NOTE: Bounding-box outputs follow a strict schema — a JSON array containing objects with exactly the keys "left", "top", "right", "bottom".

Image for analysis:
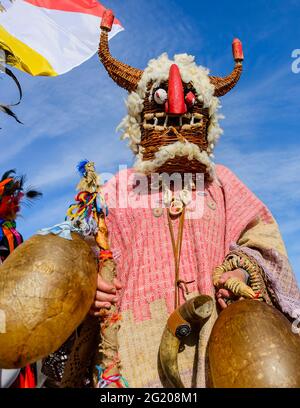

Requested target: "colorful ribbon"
[
  {"left": 95, "top": 365, "right": 129, "bottom": 388},
  {"left": 0, "top": 219, "right": 22, "bottom": 252}
]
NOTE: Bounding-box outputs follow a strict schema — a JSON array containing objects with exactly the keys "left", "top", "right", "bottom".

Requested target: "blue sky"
[{"left": 1, "top": 0, "right": 300, "bottom": 282}]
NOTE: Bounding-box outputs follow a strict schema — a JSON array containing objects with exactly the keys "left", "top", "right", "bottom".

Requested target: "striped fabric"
[
  {"left": 0, "top": 0, "right": 122, "bottom": 76},
  {"left": 0, "top": 220, "right": 23, "bottom": 260}
]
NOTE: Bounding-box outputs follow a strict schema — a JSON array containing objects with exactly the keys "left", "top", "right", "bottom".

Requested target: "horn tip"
[
  {"left": 232, "top": 38, "right": 244, "bottom": 62},
  {"left": 101, "top": 9, "right": 115, "bottom": 32}
]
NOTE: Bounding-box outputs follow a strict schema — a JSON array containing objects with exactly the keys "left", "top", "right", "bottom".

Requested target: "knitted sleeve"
[{"left": 214, "top": 164, "right": 300, "bottom": 318}]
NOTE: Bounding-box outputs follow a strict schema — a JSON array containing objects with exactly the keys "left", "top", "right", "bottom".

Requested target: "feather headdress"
[
  {"left": 76, "top": 160, "right": 89, "bottom": 177},
  {"left": 0, "top": 169, "right": 42, "bottom": 220}
]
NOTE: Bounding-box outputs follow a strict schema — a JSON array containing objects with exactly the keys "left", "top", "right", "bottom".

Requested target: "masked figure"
[
  {"left": 40, "top": 10, "right": 300, "bottom": 387},
  {"left": 0, "top": 7, "right": 282, "bottom": 387}
]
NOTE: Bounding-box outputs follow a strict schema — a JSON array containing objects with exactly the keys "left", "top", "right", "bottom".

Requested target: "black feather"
[
  {"left": 26, "top": 190, "right": 42, "bottom": 199},
  {"left": 1, "top": 169, "right": 16, "bottom": 182},
  {"left": 0, "top": 105, "right": 23, "bottom": 124},
  {"left": 16, "top": 174, "right": 25, "bottom": 190},
  {"left": 0, "top": 64, "right": 23, "bottom": 126},
  {"left": 3, "top": 66, "right": 22, "bottom": 106}
]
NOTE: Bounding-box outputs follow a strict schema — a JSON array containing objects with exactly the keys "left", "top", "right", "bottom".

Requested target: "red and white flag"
[{"left": 0, "top": 0, "right": 123, "bottom": 76}]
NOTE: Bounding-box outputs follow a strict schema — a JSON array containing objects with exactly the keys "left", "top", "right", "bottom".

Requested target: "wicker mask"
[{"left": 99, "top": 10, "right": 244, "bottom": 178}]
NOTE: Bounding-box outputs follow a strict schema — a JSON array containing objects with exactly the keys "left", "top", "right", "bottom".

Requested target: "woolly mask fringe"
[{"left": 117, "top": 53, "right": 224, "bottom": 179}]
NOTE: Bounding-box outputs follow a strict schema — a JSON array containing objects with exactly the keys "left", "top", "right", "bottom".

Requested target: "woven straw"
[
  {"left": 98, "top": 31, "right": 143, "bottom": 92},
  {"left": 98, "top": 28, "right": 242, "bottom": 97},
  {"left": 210, "top": 63, "right": 242, "bottom": 96},
  {"left": 138, "top": 82, "right": 209, "bottom": 173}
]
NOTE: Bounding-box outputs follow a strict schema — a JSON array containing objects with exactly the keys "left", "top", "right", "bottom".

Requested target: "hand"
[
  {"left": 215, "top": 268, "right": 247, "bottom": 310},
  {"left": 89, "top": 275, "right": 123, "bottom": 316}
]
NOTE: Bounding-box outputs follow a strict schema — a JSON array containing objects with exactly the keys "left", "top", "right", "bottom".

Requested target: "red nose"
[{"left": 165, "top": 64, "right": 187, "bottom": 115}]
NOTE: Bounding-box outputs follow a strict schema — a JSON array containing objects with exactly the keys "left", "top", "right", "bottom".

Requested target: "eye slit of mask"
[{"left": 142, "top": 111, "right": 205, "bottom": 128}]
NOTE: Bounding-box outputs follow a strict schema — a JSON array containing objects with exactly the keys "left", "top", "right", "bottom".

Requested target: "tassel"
[
  {"left": 18, "top": 369, "right": 26, "bottom": 388},
  {"left": 23, "top": 365, "right": 36, "bottom": 388},
  {"left": 2, "top": 226, "right": 15, "bottom": 253},
  {"left": 10, "top": 227, "right": 22, "bottom": 246}
]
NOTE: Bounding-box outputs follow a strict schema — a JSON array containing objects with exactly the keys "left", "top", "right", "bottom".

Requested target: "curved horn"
[
  {"left": 210, "top": 38, "right": 244, "bottom": 97},
  {"left": 98, "top": 9, "right": 143, "bottom": 92},
  {"left": 159, "top": 295, "right": 213, "bottom": 388}
]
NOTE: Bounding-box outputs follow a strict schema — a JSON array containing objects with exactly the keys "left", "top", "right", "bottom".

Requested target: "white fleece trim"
[
  {"left": 135, "top": 140, "right": 216, "bottom": 178},
  {"left": 117, "top": 53, "right": 223, "bottom": 174}
]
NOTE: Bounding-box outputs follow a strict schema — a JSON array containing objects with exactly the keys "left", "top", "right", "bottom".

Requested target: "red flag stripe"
[{"left": 23, "top": 0, "right": 121, "bottom": 24}]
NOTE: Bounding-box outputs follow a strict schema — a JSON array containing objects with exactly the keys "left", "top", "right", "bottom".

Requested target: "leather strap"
[{"left": 167, "top": 207, "right": 185, "bottom": 309}]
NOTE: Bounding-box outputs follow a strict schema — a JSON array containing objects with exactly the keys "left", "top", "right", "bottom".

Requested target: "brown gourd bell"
[
  {"left": 208, "top": 300, "right": 300, "bottom": 387},
  {"left": 0, "top": 233, "right": 97, "bottom": 369}
]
